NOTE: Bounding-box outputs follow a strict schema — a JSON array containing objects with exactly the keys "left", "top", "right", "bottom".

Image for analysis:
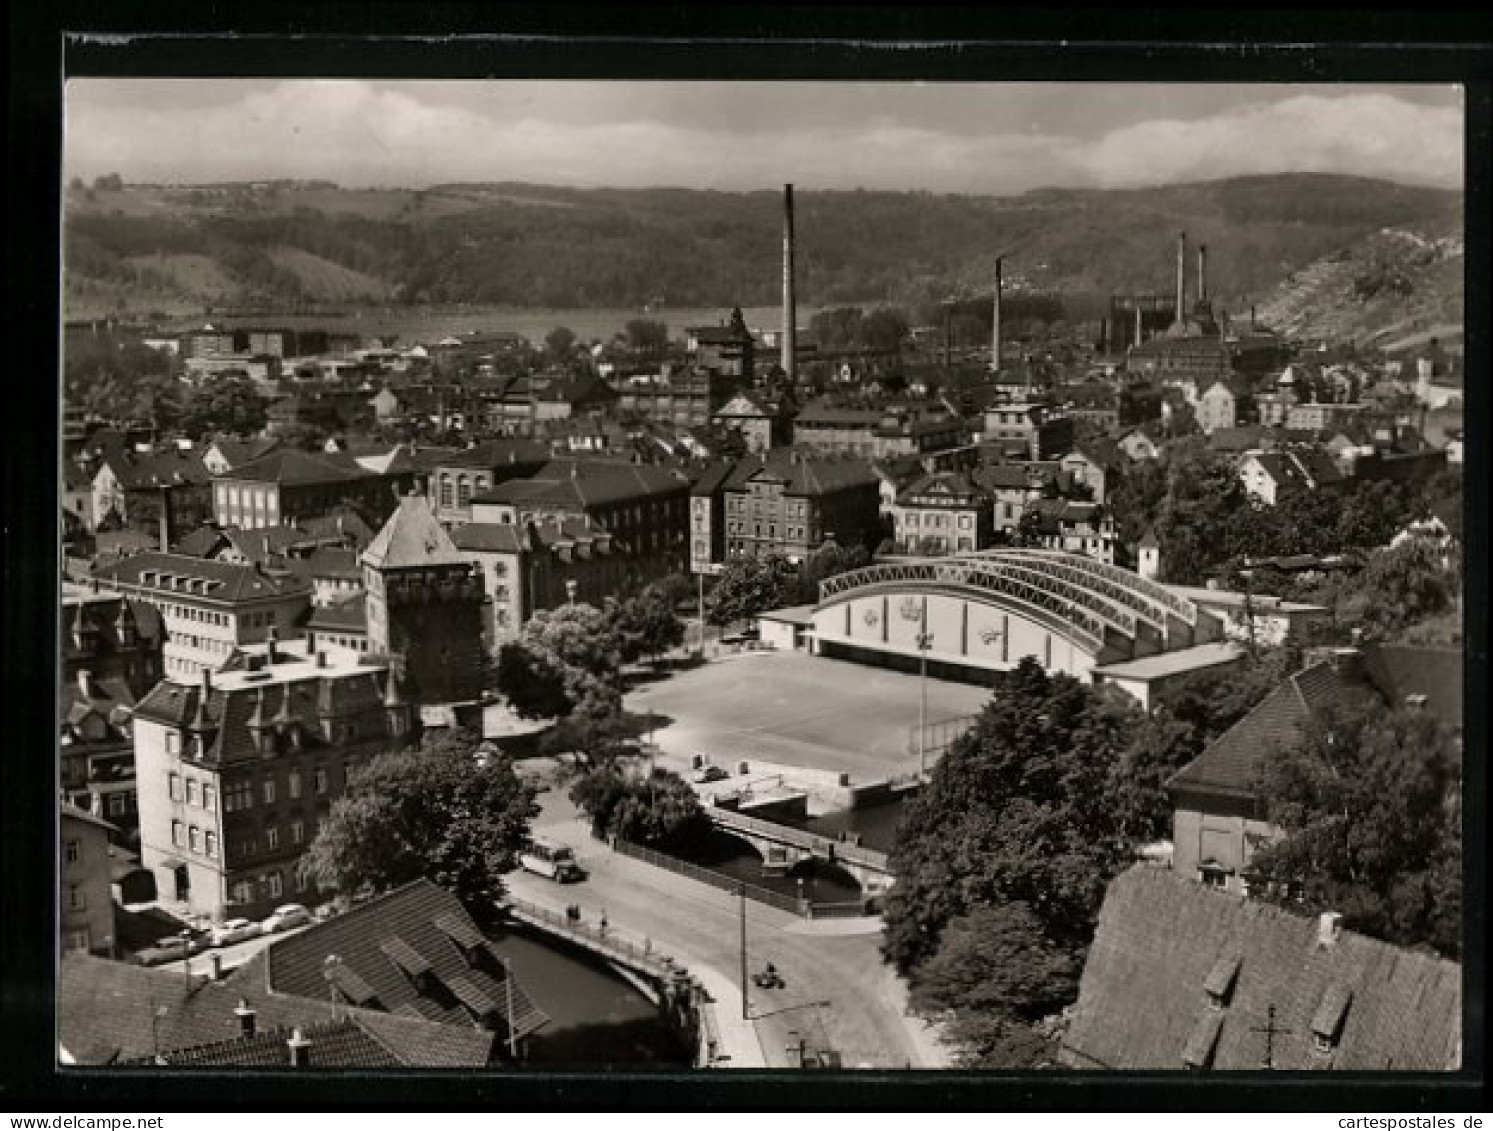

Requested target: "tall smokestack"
[
  {"left": 1134, "top": 302, "right": 1143, "bottom": 348},
  {"left": 158, "top": 486, "right": 174, "bottom": 552},
  {"left": 1175, "top": 231, "right": 1187, "bottom": 329},
  {"left": 991, "top": 257, "right": 1003, "bottom": 374},
  {"left": 1198, "top": 243, "right": 1208, "bottom": 305},
  {"left": 781, "top": 184, "right": 796, "bottom": 382}
]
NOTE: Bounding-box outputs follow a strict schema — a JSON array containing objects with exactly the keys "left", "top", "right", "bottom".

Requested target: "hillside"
[
  {"left": 1249, "top": 227, "right": 1464, "bottom": 351},
  {"left": 63, "top": 174, "right": 1462, "bottom": 324}
]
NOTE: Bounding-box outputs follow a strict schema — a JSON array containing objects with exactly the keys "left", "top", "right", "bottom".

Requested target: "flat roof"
[
  {"left": 204, "top": 638, "right": 382, "bottom": 691},
  {"left": 757, "top": 603, "right": 818, "bottom": 627},
  {"left": 1091, "top": 642, "right": 1245, "bottom": 682},
  {"left": 1165, "top": 584, "right": 1328, "bottom": 615}
]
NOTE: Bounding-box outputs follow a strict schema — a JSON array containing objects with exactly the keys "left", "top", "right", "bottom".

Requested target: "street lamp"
[{"left": 899, "top": 597, "right": 934, "bottom": 779}]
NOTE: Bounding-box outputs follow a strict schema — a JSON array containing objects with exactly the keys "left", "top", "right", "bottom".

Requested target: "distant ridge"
[{"left": 65, "top": 174, "right": 1461, "bottom": 321}]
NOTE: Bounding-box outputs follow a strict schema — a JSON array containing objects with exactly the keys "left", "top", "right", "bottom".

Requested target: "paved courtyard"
[{"left": 626, "top": 650, "right": 994, "bottom": 781}]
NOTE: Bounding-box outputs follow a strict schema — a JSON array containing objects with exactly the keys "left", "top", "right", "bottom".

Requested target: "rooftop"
[
  {"left": 1091, "top": 641, "right": 1245, "bottom": 682},
  {"left": 362, "top": 494, "right": 471, "bottom": 571}
]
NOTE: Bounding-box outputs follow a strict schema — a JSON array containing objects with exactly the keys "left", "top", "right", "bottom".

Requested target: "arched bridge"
[
  {"left": 709, "top": 806, "right": 893, "bottom": 893},
  {"left": 812, "top": 549, "right": 1224, "bottom": 681}
]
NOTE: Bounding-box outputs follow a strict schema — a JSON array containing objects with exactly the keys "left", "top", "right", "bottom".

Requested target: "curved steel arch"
[
  {"left": 970, "top": 551, "right": 1179, "bottom": 636},
  {"left": 980, "top": 549, "right": 1199, "bottom": 625}
]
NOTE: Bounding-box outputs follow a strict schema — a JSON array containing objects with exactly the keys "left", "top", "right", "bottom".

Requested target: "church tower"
[{"left": 362, "top": 493, "right": 485, "bottom": 728}]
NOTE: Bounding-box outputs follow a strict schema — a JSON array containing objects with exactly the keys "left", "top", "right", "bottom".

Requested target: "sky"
[{"left": 63, "top": 80, "right": 1465, "bottom": 195}]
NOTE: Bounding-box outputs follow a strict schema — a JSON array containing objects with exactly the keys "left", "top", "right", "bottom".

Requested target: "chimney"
[
  {"left": 266, "top": 624, "right": 279, "bottom": 665},
  {"left": 158, "top": 485, "right": 174, "bottom": 552},
  {"left": 210, "top": 953, "right": 223, "bottom": 981},
  {"left": 992, "top": 257, "right": 1003, "bottom": 374},
  {"left": 201, "top": 667, "right": 213, "bottom": 696},
  {"left": 1317, "top": 911, "right": 1344, "bottom": 948},
  {"left": 781, "top": 184, "right": 797, "bottom": 382},
  {"left": 77, "top": 668, "right": 92, "bottom": 698},
  {"left": 234, "top": 998, "right": 257, "bottom": 1037},
  {"left": 1197, "top": 244, "right": 1208, "bottom": 305},
  {"left": 1134, "top": 302, "right": 1143, "bottom": 348},
  {"left": 1175, "top": 231, "right": 1187, "bottom": 328},
  {"left": 287, "top": 1027, "right": 312, "bottom": 1068},
  {"left": 316, "top": 650, "right": 328, "bottom": 669}
]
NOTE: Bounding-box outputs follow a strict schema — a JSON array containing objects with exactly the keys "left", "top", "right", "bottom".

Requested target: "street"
[{"left": 510, "top": 786, "right": 950, "bottom": 1070}]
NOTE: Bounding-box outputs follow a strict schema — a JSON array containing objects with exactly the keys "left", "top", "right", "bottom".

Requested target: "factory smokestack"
[
  {"left": 781, "top": 184, "right": 796, "bottom": 382},
  {"left": 1175, "top": 231, "right": 1187, "bottom": 330},
  {"left": 1134, "top": 301, "right": 1143, "bottom": 348},
  {"left": 1197, "top": 243, "right": 1208, "bottom": 305},
  {"left": 992, "top": 257, "right": 1003, "bottom": 374}
]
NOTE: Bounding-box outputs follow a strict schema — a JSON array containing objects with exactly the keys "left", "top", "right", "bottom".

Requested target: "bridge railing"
[
  {"left": 613, "top": 838, "right": 811, "bottom": 916},
  {"left": 503, "top": 893, "right": 680, "bottom": 981},
  {"left": 709, "top": 806, "right": 892, "bottom": 872}
]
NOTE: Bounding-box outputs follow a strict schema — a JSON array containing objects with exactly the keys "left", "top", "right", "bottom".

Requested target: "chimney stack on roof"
[
  {"left": 287, "top": 1027, "right": 312, "bottom": 1068},
  {"left": 234, "top": 999, "right": 257, "bottom": 1037},
  {"left": 266, "top": 624, "right": 279, "bottom": 665}
]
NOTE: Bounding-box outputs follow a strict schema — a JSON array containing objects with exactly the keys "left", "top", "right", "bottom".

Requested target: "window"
[
  {"left": 172, "top": 820, "right": 184, "bottom": 848},
  {"left": 205, "top": 832, "right": 218, "bottom": 859},
  {"left": 288, "top": 769, "right": 302, "bottom": 800},
  {"left": 290, "top": 819, "right": 304, "bottom": 846},
  {"left": 266, "top": 825, "right": 280, "bottom": 850},
  {"left": 263, "top": 779, "right": 276, "bottom": 805},
  {"left": 266, "top": 871, "right": 283, "bottom": 899},
  {"left": 224, "top": 779, "right": 253, "bottom": 813},
  {"left": 189, "top": 826, "right": 201, "bottom": 853},
  {"left": 166, "top": 731, "right": 181, "bottom": 756},
  {"left": 186, "top": 779, "right": 199, "bottom": 806},
  {"left": 203, "top": 785, "right": 216, "bottom": 812},
  {"left": 314, "top": 766, "right": 328, "bottom": 795},
  {"left": 231, "top": 879, "right": 254, "bottom": 905},
  {"left": 65, "top": 839, "right": 80, "bottom": 865},
  {"left": 67, "top": 884, "right": 84, "bottom": 911}
]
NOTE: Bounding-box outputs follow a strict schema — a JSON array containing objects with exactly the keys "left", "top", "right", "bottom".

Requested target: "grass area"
[{"left": 626, "top": 650, "right": 992, "bottom": 781}]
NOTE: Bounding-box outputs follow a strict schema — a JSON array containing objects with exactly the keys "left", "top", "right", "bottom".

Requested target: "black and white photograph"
[{"left": 38, "top": 42, "right": 1477, "bottom": 1100}]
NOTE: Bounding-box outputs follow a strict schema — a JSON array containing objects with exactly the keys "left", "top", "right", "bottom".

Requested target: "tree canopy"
[
  {"left": 569, "top": 764, "right": 710, "bottom": 849},
  {"left": 300, "top": 727, "right": 538, "bottom": 922},
  {"left": 1250, "top": 700, "right": 1462, "bottom": 958},
  {"left": 495, "top": 602, "right": 623, "bottom": 721},
  {"left": 178, "top": 373, "right": 269, "bottom": 440}
]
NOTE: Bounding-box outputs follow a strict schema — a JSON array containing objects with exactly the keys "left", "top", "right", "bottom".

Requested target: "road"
[{"left": 511, "top": 787, "right": 950, "bottom": 1070}]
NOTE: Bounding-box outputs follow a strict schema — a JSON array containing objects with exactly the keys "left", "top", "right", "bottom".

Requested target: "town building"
[
  {"left": 721, "top": 451, "right": 882, "bottom": 564},
  {"left": 129, "top": 637, "right": 415, "bottom": 921},
  {"left": 614, "top": 366, "right": 736, "bottom": 429},
  {"left": 712, "top": 391, "right": 788, "bottom": 453},
  {"left": 362, "top": 494, "right": 486, "bottom": 727},
  {"left": 1164, "top": 584, "right": 1330, "bottom": 648},
  {"left": 61, "top": 803, "right": 119, "bottom": 956},
  {"left": 201, "top": 436, "right": 283, "bottom": 477},
  {"left": 1060, "top": 865, "right": 1461, "bottom": 1070},
  {"left": 1167, "top": 644, "right": 1461, "bottom": 894},
  {"left": 1237, "top": 448, "right": 1344, "bottom": 505},
  {"left": 212, "top": 448, "right": 398, "bottom": 532},
  {"left": 59, "top": 948, "right": 497, "bottom": 1067},
  {"left": 90, "top": 445, "right": 212, "bottom": 536},
  {"left": 426, "top": 438, "right": 551, "bottom": 527},
  {"left": 890, "top": 472, "right": 995, "bottom": 555},
  {"left": 686, "top": 310, "right": 757, "bottom": 380},
  {"left": 687, "top": 462, "right": 737, "bottom": 576},
  {"left": 1020, "top": 499, "right": 1119, "bottom": 564},
  {"left": 472, "top": 459, "right": 690, "bottom": 583},
  {"left": 980, "top": 395, "right": 1074, "bottom": 461},
  {"left": 972, "top": 462, "right": 1062, "bottom": 537},
  {"left": 90, "top": 552, "right": 313, "bottom": 679},
  {"left": 1058, "top": 437, "right": 1125, "bottom": 505}
]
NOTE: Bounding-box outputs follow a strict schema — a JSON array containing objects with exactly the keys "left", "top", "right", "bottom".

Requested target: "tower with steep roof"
[{"left": 361, "top": 493, "right": 485, "bottom": 725}]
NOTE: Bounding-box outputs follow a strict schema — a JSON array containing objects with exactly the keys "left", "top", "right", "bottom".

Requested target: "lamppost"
[{"left": 899, "top": 597, "right": 934, "bottom": 779}]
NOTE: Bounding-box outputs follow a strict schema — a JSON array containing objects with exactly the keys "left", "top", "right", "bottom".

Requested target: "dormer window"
[{"left": 1310, "top": 984, "right": 1352, "bottom": 1056}]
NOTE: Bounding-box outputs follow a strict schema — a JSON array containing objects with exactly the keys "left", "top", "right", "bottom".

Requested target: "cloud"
[{"left": 63, "top": 80, "right": 1463, "bottom": 194}]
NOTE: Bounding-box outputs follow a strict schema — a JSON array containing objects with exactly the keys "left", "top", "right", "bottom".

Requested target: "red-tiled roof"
[{"left": 1061, "top": 866, "right": 1461, "bottom": 1070}]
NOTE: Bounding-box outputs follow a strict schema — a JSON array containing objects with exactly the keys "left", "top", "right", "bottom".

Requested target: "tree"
[
  {"left": 496, "top": 603, "right": 624, "bottom": 722},
  {"left": 1334, "top": 537, "right": 1460, "bottom": 643},
  {"left": 494, "top": 640, "right": 572, "bottom": 720},
  {"left": 1250, "top": 700, "right": 1461, "bottom": 957},
  {"left": 862, "top": 307, "right": 910, "bottom": 353},
  {"left": 624, "top": 319, "right": 669, "bottom": 357},
  {"left": 703, "top": 554, "right": 797, "bottom": 626},
  {"left": 883, "top": 659, "right": 1151, "bottom": 977},
  {"left": 606, "top": 582, "right": 685, "bottom": 664},
  {"left": 178, "top": 373, "right": 268, "bottom": 440},
  {"left": 569, "top": 765, "right": 709, "bottom": 848},
  {"left": 300, "top": 728, "right": 538, "bottom": 923},
  {"left": 93, "top": 172, "right": 124, "bottom": 192},
  {"left": 545, "top": 325, "right": 577, "bottom": 361}
]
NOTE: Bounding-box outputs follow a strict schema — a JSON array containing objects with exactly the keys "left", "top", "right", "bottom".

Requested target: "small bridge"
[{"left": 708, "top": 805, "right": 894, "bottom": 893}]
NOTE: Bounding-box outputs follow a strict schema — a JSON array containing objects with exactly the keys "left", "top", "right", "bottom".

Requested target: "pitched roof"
[
  {"left": 361, "top": 494, "right": 470, "bottom": 570},
  {"left": 305, "top": 592, "right": 368, "bottom": 633},
  {"left": 58, "top": 951, "right": 493, "bottom": 1068},
  {"left": 225, "top": 448, "right": 373, "bottom": 486},
  {"left": 476, "top": 460, "right": 689, "bottom": 510},
  {"left": 1167, "top": 649, "right": 1432, "bottom": 799},
  {"left": 208, "top": 436, "right": 282, "bottom": 471},
  {"left": 98, "top": 447, "right": 212, "bottom": 491},
  {"left": 1061, "top": 866, "right": 1461, "bottom": 1071},
  {"left": 264, "top": 879, "right": 548, "bottom": 1044},
  {"left": 90, "top": 551, "right": 311, "bottom": 603},
  {"left": 724, "top": 451, "right": 878, "bottom": 496}
]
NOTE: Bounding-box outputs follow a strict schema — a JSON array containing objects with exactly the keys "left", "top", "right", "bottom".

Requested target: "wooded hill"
[{"left": 65, "top": 174, "right": 1461, "bottom": 323}]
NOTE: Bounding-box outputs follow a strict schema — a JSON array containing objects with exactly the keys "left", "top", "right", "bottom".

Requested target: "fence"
[
  {"left": 613, "top": 839, "right": 810, "bottom": 915},
  {"left": 907, "top": 712, "right": 980, "bottom": 760}
]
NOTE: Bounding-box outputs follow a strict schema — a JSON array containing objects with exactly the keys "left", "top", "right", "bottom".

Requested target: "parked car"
[
  {"left": 692, "top": 765, "right": 730, "bottom": 784},
  {"left": 518, "top": 838, "right": 585, "bottom": 883},
  {"left": 260, "top": 903, "right": 312, "bottom": 934},
  {"left": 131, "top": 933, "right": 209, "bottom": 966},
  {"left": 210, "top": 917, "right": 262, "bottom": 947}
]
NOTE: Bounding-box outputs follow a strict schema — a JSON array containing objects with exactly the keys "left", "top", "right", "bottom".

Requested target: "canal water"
[
  {"left": 485, "top": 921, "right": 693, "bottom": 1068},
  {"left": 785, "top": 793, "right": 918, "bottom": 857}
]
